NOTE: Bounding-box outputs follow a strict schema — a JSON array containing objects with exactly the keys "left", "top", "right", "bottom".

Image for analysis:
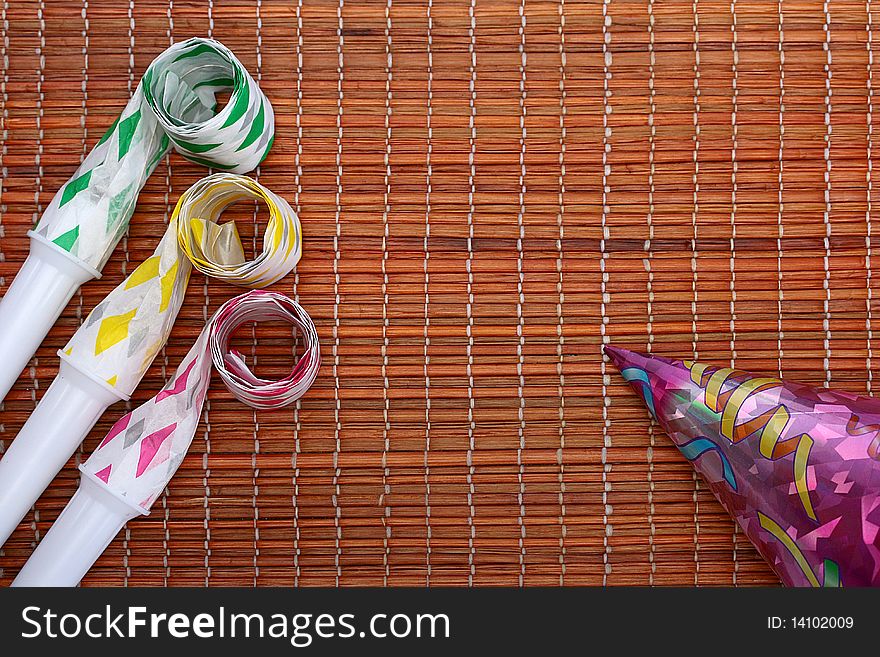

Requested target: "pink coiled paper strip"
[{"left": 83, "top": 288, "right": 321, "bottom": 510}]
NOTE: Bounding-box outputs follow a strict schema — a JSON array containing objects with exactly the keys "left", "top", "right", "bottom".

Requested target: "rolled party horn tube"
[
  {"left": 0, "top": 37, "right": 274, "bottom": 403},
  {"left": 0, "top": 173, "right": 301, "bottom": 547},
  {"left": 13, "top": 289, "right": 321, "bottom": 587}
]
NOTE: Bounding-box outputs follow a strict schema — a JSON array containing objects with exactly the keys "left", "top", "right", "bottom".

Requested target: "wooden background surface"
[{"left": 4, "top": 0, "right": 878, "bottom": 586}]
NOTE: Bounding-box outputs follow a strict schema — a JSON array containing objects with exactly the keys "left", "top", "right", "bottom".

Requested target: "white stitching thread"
[
  {"left": 556, "top": 0, "right": 568, "bottom": 587},
  {"left": 776, "top": 1, "right": 785, "bottom": 380},
  {"left": 465, "top": 0, "right": 478, "bottom": 586},
  {"left": 292, "top": 0, "right": 304, "bottom": 588},
  {"left": 600, "top": 0, "right": 613, "bottom": 585},
  {"left": 691, "top": 0, "right": 703, "bottom": 585},
  {"left": 332, "top": 0, "right": 345, "bottom": 587},
  {"left": 516, "top": 0, "right": 528, "bottom": 588},
  {"left": 822, "top": 0, "right": 834, "bottom": 387},
  {"left": 423, "top": 0, "right": 434, "bottom": 587},
  {"left": 868, "top": 0, "right": 875, "bottom": 394},
  {"left": 645, "top": 0, "right": 657, "bottom": 584},
  {"left": 380, "top": 0, "right": 393, "bottom": 587}
]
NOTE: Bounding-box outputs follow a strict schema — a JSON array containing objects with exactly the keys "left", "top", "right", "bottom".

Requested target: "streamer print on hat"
[
  {"left": 605, "top": 345, "right": 880, "bottom": 587},
  {"left": 82, "top": 289, "right": 320, "bottom": 509},
  {"left": 60, "top": 173, "right": 301, "bottom": 397},
  {"left": 32, "top": 37, "right": 274, "bottom": 271}
]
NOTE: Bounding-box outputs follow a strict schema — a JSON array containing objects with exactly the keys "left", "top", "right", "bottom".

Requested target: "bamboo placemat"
[{"left": 2, "top": 0, "right": 877, "bottom": 587}]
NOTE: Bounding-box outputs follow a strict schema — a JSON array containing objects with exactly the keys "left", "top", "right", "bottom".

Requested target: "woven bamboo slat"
[{"left": 2, "top": 0, "right": 878, "bottom": 587}]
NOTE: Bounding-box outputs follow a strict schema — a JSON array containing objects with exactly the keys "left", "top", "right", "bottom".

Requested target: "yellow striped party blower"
[
  {"left": 0, "top": 173, "right": 301, "bottom": 548},
  {"left": 0, "top": 37, "right": 274, "bottom": 403},
  {"left": 605, "top": 345, "right": 880, "bottom": 587},
  {"left": 13, "top": 289, "right": 320, "bottom": 587}
]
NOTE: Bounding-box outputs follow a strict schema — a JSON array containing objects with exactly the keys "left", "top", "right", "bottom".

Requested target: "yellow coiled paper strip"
[{"left": 60, "top": 173, "right": 302, "bottom": 397}]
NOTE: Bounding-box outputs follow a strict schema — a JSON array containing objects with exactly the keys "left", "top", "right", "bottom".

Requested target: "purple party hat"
[{"left": 604, "top": 344, "right": 880, "bottom": 587}]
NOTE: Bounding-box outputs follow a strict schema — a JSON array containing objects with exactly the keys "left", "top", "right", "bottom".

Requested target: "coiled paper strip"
[
  {"left": 31, "top": 37, "right": 274, "bottom": 271},
  {"left": 82, "top": 289, "right": 320, "bottom": 509},
  {"left": 61, "top": 173, "right": 301, "bottom": 398}
]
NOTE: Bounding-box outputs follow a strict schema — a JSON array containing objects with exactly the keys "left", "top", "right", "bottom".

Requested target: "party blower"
[
  {"left": 13, "top": 289, "right": 320, "bottom": 587},
  {"left": 0, "top": 37, "right": 274, "bottom": 403},
  {"left": 0, "top": 174, "right": 302, "bottom": 547},
  {"left": 605, "top": 345, "right": 880, "bottom": 587}
]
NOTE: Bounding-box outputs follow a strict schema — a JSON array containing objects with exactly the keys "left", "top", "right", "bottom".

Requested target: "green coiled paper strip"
[{"left": 31, "top": 37, "right": 275, "bottom": 271}]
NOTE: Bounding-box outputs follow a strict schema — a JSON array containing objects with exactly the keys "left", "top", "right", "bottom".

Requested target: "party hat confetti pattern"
[{"left": 606, "top": 345, "right": 880, "bottom": 587}]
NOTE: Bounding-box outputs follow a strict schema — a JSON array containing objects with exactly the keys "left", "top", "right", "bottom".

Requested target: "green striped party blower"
[{"left": 0, "top": 37, "right": 274, "bottom": 403}]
